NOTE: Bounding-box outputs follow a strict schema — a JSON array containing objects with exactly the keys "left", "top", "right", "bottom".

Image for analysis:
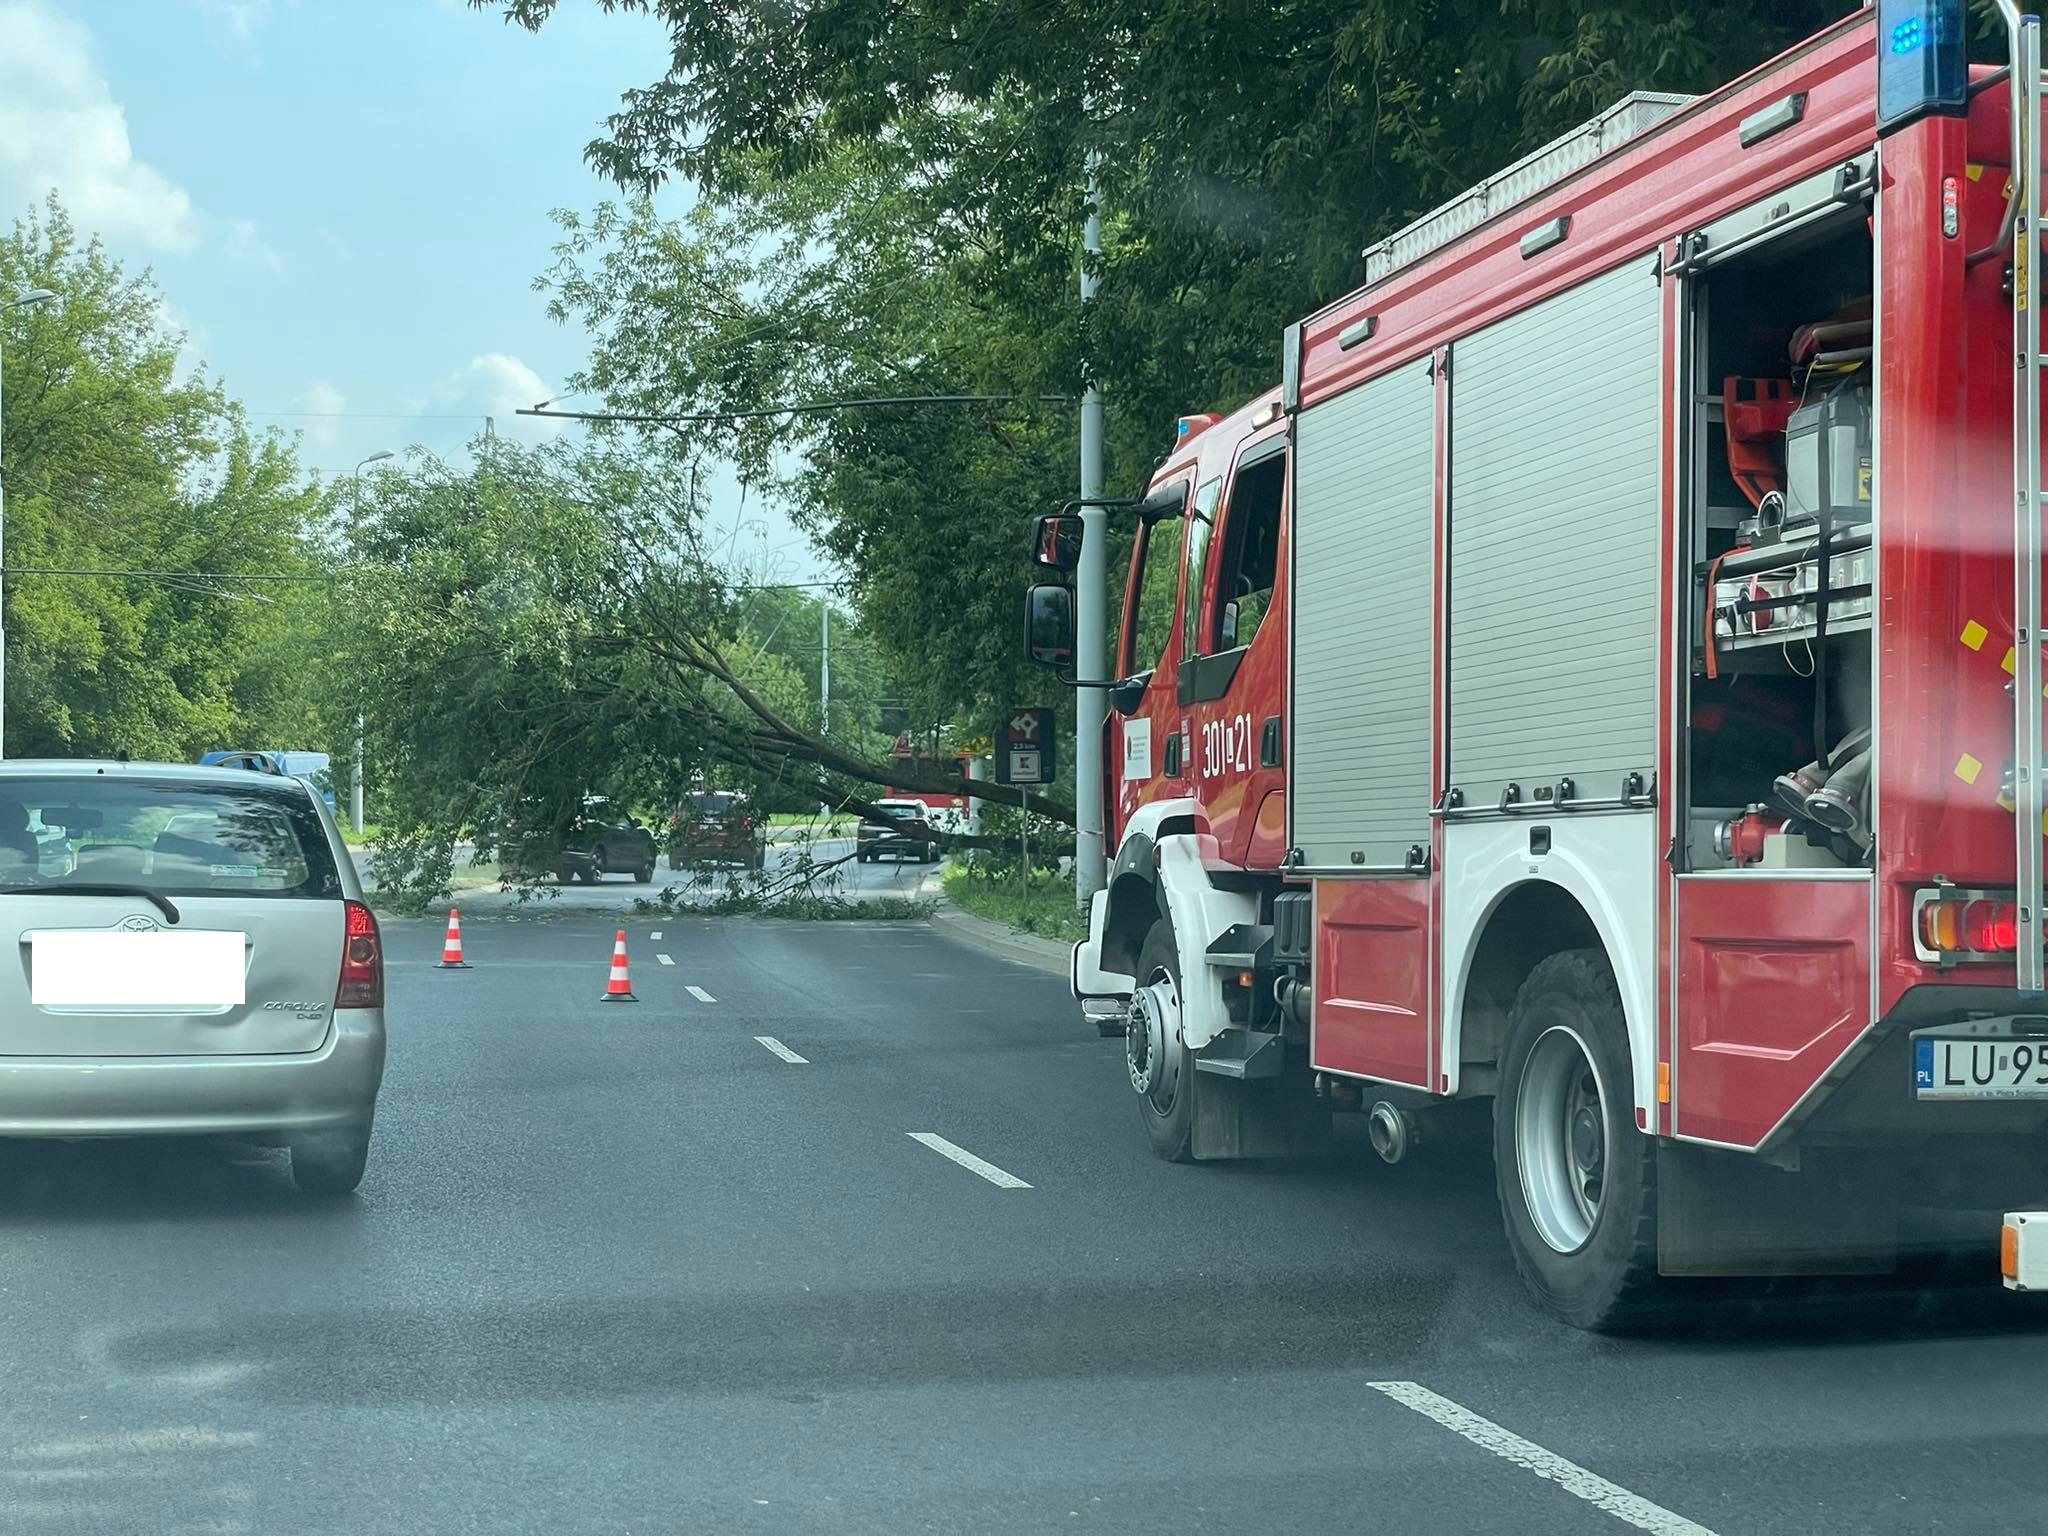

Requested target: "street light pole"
[
  {"left": 0, "top": 288, "right": 57, "bottom": 762},
  {"left": 349, "top": 451, "right": 394, "bottom": 833},
  {"left": 1073, "top": 142, "right": 1108, "bottom": 908}
]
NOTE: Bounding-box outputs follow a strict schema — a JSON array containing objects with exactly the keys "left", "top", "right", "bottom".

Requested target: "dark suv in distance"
[
  {"left": 857, "top": 799, "right": 940, "bottom": 863},
  {"left": 564, "top": 797, "right": 658, "bottom": 883},
  {"left": 504, "top": 795, "right": 658, "bottom": 884},
  {"left": 668, "top": 791, "right": 764, "bottom": 872}
]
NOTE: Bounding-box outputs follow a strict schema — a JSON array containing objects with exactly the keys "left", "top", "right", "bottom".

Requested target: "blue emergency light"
[{"left": 1876, "top": 0, "right": 1967, "bottom": 134}]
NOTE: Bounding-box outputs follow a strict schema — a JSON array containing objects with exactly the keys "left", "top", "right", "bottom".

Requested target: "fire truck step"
[
  {"left": 1205, "top": 924, "right": 1274, "bottom": 970},
  {"left": 1195, "top": 1028, "right": 1283, "bottom": 1080}
]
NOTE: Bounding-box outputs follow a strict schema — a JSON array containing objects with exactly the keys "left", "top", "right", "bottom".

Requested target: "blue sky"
[{"left": 0, "top": 0, "right": 824, "bottom": 580}]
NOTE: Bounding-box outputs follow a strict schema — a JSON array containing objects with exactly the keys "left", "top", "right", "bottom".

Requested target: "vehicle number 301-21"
[{"left": 1201, "top": 713, "right": 1255, "bottom": 777}]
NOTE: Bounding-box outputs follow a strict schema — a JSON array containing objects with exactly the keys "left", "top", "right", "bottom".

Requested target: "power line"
[
  {"left": 245, "top": 410, "right": 491, "bottom": 422},
  {"left": 518, "top": 393, "right": 1074, "bottom": 428},
  {"left": 3, "top": 566, "right": 339, "bottom": 582}
]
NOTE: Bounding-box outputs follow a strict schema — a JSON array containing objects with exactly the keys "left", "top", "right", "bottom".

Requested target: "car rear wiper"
[{"left": 0, "top": 884, "right": 181, "bottom": 925}]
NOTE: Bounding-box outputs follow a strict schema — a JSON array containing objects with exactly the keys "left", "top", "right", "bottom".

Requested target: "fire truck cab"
[{"left": 1028, "top": 0, "right": 2048, "bottom": 1326}]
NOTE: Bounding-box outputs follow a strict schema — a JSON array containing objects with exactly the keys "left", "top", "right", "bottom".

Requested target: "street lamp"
[
  {"left": 0, "top": 287, "right": 58, "bottom": 761},
  {"left": 348, "top": 451, "right": 394, "bottom": 833}
]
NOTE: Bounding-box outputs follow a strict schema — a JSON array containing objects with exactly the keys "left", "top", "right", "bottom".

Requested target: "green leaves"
[{"left": 1, "top": 195, "right": 328, "bottom": 762}]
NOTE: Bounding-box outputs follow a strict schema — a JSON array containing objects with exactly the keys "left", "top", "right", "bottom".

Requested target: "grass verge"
[{"left": 943, "top": 864, "right": 1087, "bottom": 943}]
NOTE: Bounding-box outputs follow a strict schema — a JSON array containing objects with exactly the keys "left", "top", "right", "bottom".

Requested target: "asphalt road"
[{"left": 2, "top": 911, "right": 2045, "bottom": 1534}]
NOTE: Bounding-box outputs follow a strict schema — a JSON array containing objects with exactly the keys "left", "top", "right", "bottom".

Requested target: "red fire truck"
[{"left": 1025, "top": 0, "right": 2048, "bottom": 1325}]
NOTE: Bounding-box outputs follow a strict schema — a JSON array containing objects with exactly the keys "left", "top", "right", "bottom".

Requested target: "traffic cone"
[
  {"left": 601, "top": 929, "right": 637, "bottom": 1002},
  {"left": 438, "top": 908, "right": 472, "bottom": 969}
]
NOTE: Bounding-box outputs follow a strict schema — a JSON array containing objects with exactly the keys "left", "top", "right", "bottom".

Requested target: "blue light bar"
[{"left": 1876, "top": 0, "right": 1967, "bottom": 134}]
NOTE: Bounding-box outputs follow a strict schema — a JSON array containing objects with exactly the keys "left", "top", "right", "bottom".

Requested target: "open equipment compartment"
[{"left": 1678, "top": 187, "right": 1876, "bottom": 874}]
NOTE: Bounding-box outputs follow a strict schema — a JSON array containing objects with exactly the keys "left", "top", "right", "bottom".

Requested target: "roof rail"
[{"left": 1359, "top": 91, "right": 1694, "bottom": 286}]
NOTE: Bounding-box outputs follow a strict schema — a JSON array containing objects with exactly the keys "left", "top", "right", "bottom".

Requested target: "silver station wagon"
[{"left": 0, "top": 759, "right": 386, "bottom": 1194}]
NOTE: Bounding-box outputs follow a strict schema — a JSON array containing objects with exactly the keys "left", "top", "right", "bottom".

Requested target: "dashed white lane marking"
[
  {"left": 905, "top": 1132, "right": 1032, "bottom": 1190},
  {"left": 686, "top": 985, "right": 716, "bottom": 1003},
  {"left": 650, "top": 930, "right": 663, "bottom": 940},
  {"left": 1367, "top": 1381, "right": 1716, "bottom": 1536},
  {"left": 754, "top": 1036, "right": 807, "bottom": 1064},
  {"left": 657, "top": 953, "right": 675, "bottom": 966}
]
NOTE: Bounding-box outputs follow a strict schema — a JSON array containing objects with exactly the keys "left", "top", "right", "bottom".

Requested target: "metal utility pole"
[
  {"left": 350, "top": 451, "right": 394, "bottom": 834},
  {"left": 820, "top": 602, "right": 831, "bottom": 735},
  {"left": 0, "top": 287, "right": 56, "bottom": 761},
  {"left": 1073, "top": 142, "right": 1109, "bottom": 907}
]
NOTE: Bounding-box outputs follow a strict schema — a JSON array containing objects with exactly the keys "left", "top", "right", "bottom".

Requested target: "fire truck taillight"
[{"left": 1914, "top": 889, "right": 2020, "bottom": 962}]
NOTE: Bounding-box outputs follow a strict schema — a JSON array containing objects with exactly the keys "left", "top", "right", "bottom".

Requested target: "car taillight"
[
  {"left": 1916, "top": 889, "right": 2020, "bottom": 961},
  {"left": 337, "top": 898, "right": 384, "bottom": 1008}
]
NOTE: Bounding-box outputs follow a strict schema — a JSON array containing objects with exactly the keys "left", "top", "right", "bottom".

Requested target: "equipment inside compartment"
[{"left": 1684, "top": 211, "right": 1874, "bottom": 871}]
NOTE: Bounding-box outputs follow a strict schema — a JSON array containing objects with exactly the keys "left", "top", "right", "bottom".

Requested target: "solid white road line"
[
  {"left": 686, "top": 985, "right": 716, "bottom": 1003},
  {"left": 657, "top": 953, "right": 675, "bottom": 966},
  {"left": 650, "top": 930, "right": 663, "bottom": 940},
  {"left": 905, "top": 1132, "right": 1032, "bottom": 1190},
  {"left": 1366, "top": 1381, "right": 1716, "bottom": 1536},
  {"left": 754, "top": 1036, "right": 808, "bottom": 1064}
]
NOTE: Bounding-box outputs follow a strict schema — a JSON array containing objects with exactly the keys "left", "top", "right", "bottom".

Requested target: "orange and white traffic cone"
[
  {"left": 601, "top": 929, "right": 637, "bottom": 1002},
  {"left": 438, "top": 908, "right": 472, "bottom": 969}
]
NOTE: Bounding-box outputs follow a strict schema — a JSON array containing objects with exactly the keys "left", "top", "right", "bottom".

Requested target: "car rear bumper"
[
  {"left": 0, "top": 1013, "right": 385, "bottom": 1138},
  {"left": 860, "top": 836, "right": 929, "bottom": 854}
]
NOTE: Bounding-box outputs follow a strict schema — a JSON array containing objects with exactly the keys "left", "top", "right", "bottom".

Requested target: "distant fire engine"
[{"left": 1024, "top": 0, "right": 2048, "bottom": 1325}]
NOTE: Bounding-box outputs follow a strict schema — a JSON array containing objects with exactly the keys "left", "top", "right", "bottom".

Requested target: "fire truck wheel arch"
[
  {"left": 1442, "top": 818, "right": 1661, "bottom": 1121},
  {"left": 1090, "top": 799, "right": 1199, "bottom": 987},
  {"left": 1151, "top": 835, "right": 1260, "bottom": 1054}
]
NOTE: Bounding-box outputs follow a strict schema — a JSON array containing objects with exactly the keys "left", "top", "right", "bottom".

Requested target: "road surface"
[{"left": 0, "top": 911, "right": 2042, "bottom": 1533}]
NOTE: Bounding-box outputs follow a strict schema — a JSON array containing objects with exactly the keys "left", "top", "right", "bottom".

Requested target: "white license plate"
[
  {"left": 30, "top": 931, "right": 246, "bottom": 1008},
  {"left": 1914, "top": 1036, "right": 2048, "bottom": 1099}
]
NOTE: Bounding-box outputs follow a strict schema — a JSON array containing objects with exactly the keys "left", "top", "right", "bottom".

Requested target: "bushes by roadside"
[{"left": 944, "top": 862, "right": 1086, "bottom": 943}]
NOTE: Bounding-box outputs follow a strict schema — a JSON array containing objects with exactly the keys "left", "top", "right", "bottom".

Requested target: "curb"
[{"left": 928, "top": 900, "right": 1072, "bottom": 976}]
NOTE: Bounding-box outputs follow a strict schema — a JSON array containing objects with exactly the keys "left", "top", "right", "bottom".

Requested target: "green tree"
[
  {"left": 331, "top": 434, "right": 1057, "bottom": 902},
  {"left": 498, "top": 1, "right": 1840, "bottom": 770},
  {"left": 0, "top": 196, "right": 330, "bottom": 761}
]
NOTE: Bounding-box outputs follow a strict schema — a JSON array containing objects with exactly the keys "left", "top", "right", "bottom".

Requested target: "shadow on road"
[
  {"left": 0, "top": 1136, "right": 351, "bottom": 1226},
  {"left": 99, "top": 1264, "right": 1462, "bottom": 1404}
]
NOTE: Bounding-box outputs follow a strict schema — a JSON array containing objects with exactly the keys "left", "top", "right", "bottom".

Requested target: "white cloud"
[
  {"left": 425, "top": 353, "right": 563, "bottom": 442},
  {"left": 0, "top": 1, "right": 201, "bottom": 253},
  {"left": 296, "top": 379, "right": 347, "bottom": 451},
  {"left": 192, "top": 0, "right": 271, "bottom": 47},
  {"left": 156, "top": 298, "right": 211, "bottom": 382},
  {"left": 225, "top": 218, "right": 284, "bottom": 271}
]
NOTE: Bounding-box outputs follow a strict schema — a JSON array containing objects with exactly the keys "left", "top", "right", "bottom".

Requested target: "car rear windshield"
[
  {"left": 687, "top": 793, "right": 739, "bottom": 816},
  {"left": 0, "top": 777, "right": 342, "bottom": 900}
]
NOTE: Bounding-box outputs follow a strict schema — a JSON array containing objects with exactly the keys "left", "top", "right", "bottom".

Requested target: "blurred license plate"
[
  {"left": 1914, "top": 1037, "right": 2048, "bottom": 1099},
  {"left": 31, "top": 931, "right": 245, "bottom": 1008}
]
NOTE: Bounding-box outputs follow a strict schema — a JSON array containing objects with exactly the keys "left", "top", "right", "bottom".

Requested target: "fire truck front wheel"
[
  {"left": 1128, "top": 918, "right": 1194, "bottom": 1163},
  {"left": 1495, "top": 949, "right": 1657, "bottom": 1331}
]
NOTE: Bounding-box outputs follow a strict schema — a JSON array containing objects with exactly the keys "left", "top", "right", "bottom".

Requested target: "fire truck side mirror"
[
  {"left": 1024, "top": 583, "right": 1076, "bottom": 670},
  {"left": 1029, "top": 513, "right": 1083, "bottom": 573}
]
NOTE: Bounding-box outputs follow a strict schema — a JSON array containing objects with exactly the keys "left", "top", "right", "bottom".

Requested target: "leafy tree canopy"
[
  {"left": 0, "top": 196, "right": 330, "bottom": 762},
  {"left": 490, "top": 0, "right": 1842, "bottom": 745}
]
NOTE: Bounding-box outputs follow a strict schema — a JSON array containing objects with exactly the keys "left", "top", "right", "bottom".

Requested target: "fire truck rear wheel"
[
  {"left": 1131, "top": 917, "right": 1195, "bottom": 1163},
  {"left": 1495, "top": 948, "right": 1657, "bottom": 1332}
]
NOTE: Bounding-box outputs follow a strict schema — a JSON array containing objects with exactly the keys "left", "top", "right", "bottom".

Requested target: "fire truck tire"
[
  {"left": 1494, "top": 948, "right": 1658, "bottom": 1332},
  {"left": 1132, "top": 917, "right": 1195, "bottom": 1163}
]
